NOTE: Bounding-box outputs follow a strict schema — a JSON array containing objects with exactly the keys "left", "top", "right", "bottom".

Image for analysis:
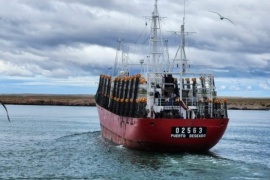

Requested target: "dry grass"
[
  {"left": 226, "top": 97, "right": 270, "bottom": 110},
  {"left": 0, "top": 94, "right": 96, "bottom": 106}
]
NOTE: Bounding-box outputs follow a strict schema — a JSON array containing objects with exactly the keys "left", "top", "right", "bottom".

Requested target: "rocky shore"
[{"left": 0, "top": 94, "right": 269, "bottom": 110}]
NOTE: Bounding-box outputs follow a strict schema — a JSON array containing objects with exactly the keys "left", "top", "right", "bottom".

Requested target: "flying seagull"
[{"left": 209, "top": 11, "right": 235, "bottom": 25}]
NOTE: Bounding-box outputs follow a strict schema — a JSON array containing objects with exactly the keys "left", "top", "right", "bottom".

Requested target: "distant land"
[
  {"left": 0, "top": 94, "right": 270, "bottom": 110},
  {"left": 0, "top": 94, "right": 95, "bottom": 106}
]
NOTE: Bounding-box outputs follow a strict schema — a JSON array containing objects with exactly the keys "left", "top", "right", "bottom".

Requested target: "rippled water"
[{"left": 0, "top": 105, "right": 269, "bottom": 179}]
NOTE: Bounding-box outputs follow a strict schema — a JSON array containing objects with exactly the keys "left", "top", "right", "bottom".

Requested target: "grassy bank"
[
  {"left": 0, "top": 94, "right": 95, "bottom": 106},
  {"left": 225, "top": 97, "right": 270, "bottom": 110},
  {"left": 0, "top": 94, "right": 269, "bottom": 110}
]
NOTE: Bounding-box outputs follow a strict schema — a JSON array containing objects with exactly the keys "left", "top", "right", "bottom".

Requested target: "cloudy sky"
[{"left": 0, "top": 0, "right": 269, "bottom": 97}]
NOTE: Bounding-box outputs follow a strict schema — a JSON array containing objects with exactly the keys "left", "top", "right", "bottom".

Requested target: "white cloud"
[
  {"left": 0, "top": 0, "right": 269, "bottom": 96},
  {"left": 0, "top": 61, "right": 33, "bottom": 76},
  {"left": 246, "top": 86, "right": 252, "bottom": 90},
  {"left": 259, "top": 82, "right": 270, "bottom": 90},
  {"left": 229, "top": 86, "right": 241, "bottom": 91},
  {"left": 220, "top": 85, "right": 226, "bottom": 90}
]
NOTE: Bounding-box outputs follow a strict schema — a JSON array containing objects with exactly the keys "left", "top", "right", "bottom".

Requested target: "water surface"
[{"left": 0, "top": 106, "right": 269, "bottom": 179}]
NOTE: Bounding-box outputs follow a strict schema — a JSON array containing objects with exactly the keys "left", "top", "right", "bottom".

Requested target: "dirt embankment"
[
  {"left": 225, "top": 97, "right": 270, "bottom": 110},
  {"left": 0, "top": 94, "right": 270, "bottom": 110},
  {"left": 0, "top": 94, "right": 96, "bottom": 106}
]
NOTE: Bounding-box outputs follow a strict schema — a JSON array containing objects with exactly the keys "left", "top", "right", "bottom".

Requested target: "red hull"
[{"left": 97, "top": 104, "right": 229, "bottom": 152}]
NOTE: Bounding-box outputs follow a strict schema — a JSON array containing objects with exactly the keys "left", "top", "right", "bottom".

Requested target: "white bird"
[{"left": 209, "top": 11, "right": 235, "bottom": 25}]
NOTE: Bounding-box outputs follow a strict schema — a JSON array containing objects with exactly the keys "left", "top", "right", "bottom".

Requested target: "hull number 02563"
[{"left": 171, "top": 127, "right": 207, "bottom": 138}]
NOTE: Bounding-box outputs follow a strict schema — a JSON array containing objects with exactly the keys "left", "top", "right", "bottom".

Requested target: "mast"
[
  {"left": 113, "top": 39, "right": 122, "bottom": 76},
  {"left": 180, "top": 0, "right": 188, "bottom": 74},
  {"left": 170, "top": 0, "right": 193, "bottom": 101},
  {"left": 170, "top": 0, "right": 190, "bottom": 74},
  {"left": 180, "top": 23, "right": 188, "bottom": 73},
  {"left": 148, "top": 0, "right": 165, "bottom": 73},
  {"left": 113, "top": 39, "right": 129, "bottom": 76},
  {"left": 146, "top": 0, "right": 166, "bottom": 113}
]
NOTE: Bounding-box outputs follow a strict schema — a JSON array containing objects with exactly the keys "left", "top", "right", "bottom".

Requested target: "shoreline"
[
  {"left": 0, "top": 94, "right": 270, "bottom": 110},
  {"left": 0, "top": 94, "right": 95, "bottom": 106}
]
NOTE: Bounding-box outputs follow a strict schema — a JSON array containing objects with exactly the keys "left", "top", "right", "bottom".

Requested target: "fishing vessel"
[{"left": 95, "top": 0, "right": 229, "bottom": 152}]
